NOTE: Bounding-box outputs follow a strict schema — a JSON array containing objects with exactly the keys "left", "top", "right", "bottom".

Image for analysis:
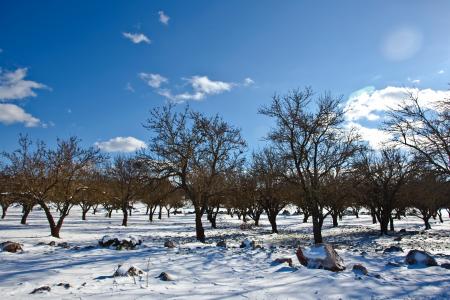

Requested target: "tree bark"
[
  {"left": 121, "top": 205, "right": 128, "bottom": 226},
  {"left": 268, "top": 213, "right": 278, "bottom": 233},
  {"left": 1, "top": 205, "right": 7, "bottom": 219},
  {"left": 21, "top": 205, "right": 32, "bottom": 225},
  {"left": 195, "top": 210, "right": 205, "bottom": 242},
  {"left": 424, "top": 217, "right": 432, "bottom": 230},
  {"left": 332, "top": 213, "right": 338, "bottom": 227}
]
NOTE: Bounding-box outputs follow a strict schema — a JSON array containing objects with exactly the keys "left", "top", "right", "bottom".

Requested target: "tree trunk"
[
  {"left": 122, "top": 205, "right": 128, "bottom": 226},
  {"left": 379, "top": 212, "right": 389, "bottom": 235},
  {"left": 254, "top": 214, "right": 261, "bottom": 226},
  {"left": 312, "top": 214, "right": 323, "bottom": 244},
  {"left": 107, "top": 209, "right": 112, "bottom": 218},
  {"left": 437, "top": 210, "right": 443, "bottom": 223},
  {"left": 149, "top": 211, "right": 154, "bottom": 222},
  {"left": 332, "top": 213, "right": 338, "bottom": 227},
  {"left": 389, "top": 216, "right": 394, "bottom": 231},
  {"left": 195, "top": 210, "right": 205, "bottom": 242},
  {"left": 82, "top": 209, "right": 88, "bottom": 221},
  {"left": 372, "top": 212, "right": 377, "bottom": 224},
  {"left": 268, "top": 213, "right": 278, "bottom": 233},
  {"left": 50, "top": 224, "right": 61, "bottom": 238},
  {"left": 302, "top": 213, "right": 309, "bottom": 223},
  {"left": 1, "top": 205, "right": 7, "bottom": 219},
  {"left": 424, "top": 217, "right": 432, "bottom": 230},
  {"left": 21, "top": 205, "right": 32, "bottom": 225},
  {"left": 158, "top": 206, "right": 162, "bottom": 220}
]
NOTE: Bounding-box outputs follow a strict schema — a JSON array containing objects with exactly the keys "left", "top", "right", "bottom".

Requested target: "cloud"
[
  {"left": 243, "top": 77, "right": 255, "bottom": 86},
  {"left": 0, "top": 103, "right": 40, "bottom": 127},
  {"left": 0, "top": 68, "right": 48, "bottom": 101},
  {"left": 344, "top": 86, "right": 450, "bottom": 122},
  {"left": 158, "top": 11, "right": 170, "bottom": 25},
  {"left": 188, "top": 76, "right": 232, "bottom": 94},
  {"left": 381, "top": 27, "right": 423, "bottom": 61},
  {"left": 346, "top": 121, "right": 392, "bottom": 150},
  {"left": 139, "top": 73, "right": 168, "bottom": 88},
  {"left": 94, "top": 136, "right": 147, "bottom": 153},
  {"left": 438, "top": 70, "right": 445, "bottom": 74},
  {"left": 157, "top": 76, "right": 233, "bottom": 103},
  {"left": 122, "top": 32, "right": 151, "bottom": 44},
  {"left": 407, "top": 77, "right": 421, "bottom": 84}
]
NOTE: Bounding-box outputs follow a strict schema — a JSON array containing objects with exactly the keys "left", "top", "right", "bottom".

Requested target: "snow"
[
  {"left": 0, "top": 206, "right": 450, "bottom": 299},
  {"left": 303, "top": 245, "right": 327, "bottom": 260}
]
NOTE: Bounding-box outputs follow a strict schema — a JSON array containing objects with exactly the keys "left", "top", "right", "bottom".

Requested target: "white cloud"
[
  {"left": 346, "top": 121, "right": 392, "bottom": 150},
  {"left": 407, "top": 77, "right": 421, "bottom": 84},
  {"left": 381, "top": 27, "right": 423, "bottom": 61},
  {"left": 158, "top": 11, "right": 170, "bottom": 25},
  {"left": 139, "top": 73, "right": 168, "bottom": 88},
  {"left": 344, "top": 86, "right": 450, "bottom": 122},
  {"left": 122, "top": 32, "right": 151, "bottom": 44},
  {"left": 438, "top": 70, "right": 445, "bottom": 74},
  {"left": 0, "top": 68, "right": 48, "bottom": 101},
  {"left": 95, "top": 136, "right": 147, "bottom": 153},
  {"left": 0, "top": 103, "right": 40, "bottom": 127},
  {"left": 243, "top": 77, "right": 255, "bottom": 86},
  {"left": 188, "top": 76, "right": 232, "bottom": 95},
  {"left": 156, "top": 76, "right": 233, "bottom": 103}
]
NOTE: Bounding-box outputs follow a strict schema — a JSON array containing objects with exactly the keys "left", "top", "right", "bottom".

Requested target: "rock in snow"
[
  {"left": 0, "top": 241, "right": 23, "bottom": 253},
  {"left": 405, "top": 250, "right": 438, "bottom": 267},
  {"left": 30, "top": 286, "right": 51, "bottom": 294},
  {"left": 383, "top": 245, "right": 404, "bottom": 253},
  {"left": 296, "top": 244, "right": 345, "bottom": 272},
  {"left": 158, "top": 272, "right": 175, "bottom": 281},
  {"left": 240, "top": 239, "right": 262, "bottom": 249},
  {"left": 216, "top": 240, "right": 227, "bottom": 248},
  {"left": 352, "top": 264, "right": 368, "bottom": 275},
  {"left": 98, "top": 235, "right": 142, "bottom": 250},
  {"left": 164, "top": 240, "right": 176, "bottom": 248},
  {"left": 113, "top": 264, "right": 145, "bottom": 277},
  {"left": 273, "top": 258, "right": 293, "bottom": 267}
]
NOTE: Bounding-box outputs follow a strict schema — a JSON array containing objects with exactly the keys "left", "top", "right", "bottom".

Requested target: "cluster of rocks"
[
  {"left": 240, "top": 239, "right": 262, "bottom": 249},
  {"left": 0, "top": 241, "right": 23, "bottom": 253},
  {"left": 98, "top": 235, "right": 142, "bottom": 250}
]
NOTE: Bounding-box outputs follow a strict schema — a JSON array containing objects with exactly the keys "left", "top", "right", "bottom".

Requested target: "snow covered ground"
[{"left": 1, "top": 205, "right": 449, "bottom": 299}]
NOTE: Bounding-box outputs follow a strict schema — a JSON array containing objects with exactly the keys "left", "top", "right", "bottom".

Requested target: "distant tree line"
[{"left": 1, "top": 87, "right": 449, "bottom": 242}]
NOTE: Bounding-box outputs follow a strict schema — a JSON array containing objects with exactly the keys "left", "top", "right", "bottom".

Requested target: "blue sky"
[{"left": 1, "top": 0, "right": 450, "bottom": 153}]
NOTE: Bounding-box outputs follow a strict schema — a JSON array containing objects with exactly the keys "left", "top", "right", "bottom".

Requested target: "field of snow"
[{"left": 1, "top": 205, "right": 449, "bottom": 300}]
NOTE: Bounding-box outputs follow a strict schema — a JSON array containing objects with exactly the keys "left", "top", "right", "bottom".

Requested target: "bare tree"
[
  {"left": 107, "top": 156, "right": 145, "bottom": 226},
  {"left": 144, "top": 105, "right": 246, "bottom": 242},
  {"left": 356, "top": 148, "right": 413, "bottom": 235},
  {"left": 403, "top": 167, "right": 448, "bottom": 230},
  {"left": 385, "top": 91, "right": 449, "bottom": 175},
  {"left": 252, "top": 148, "right": 290, "bottom": 233},
  {"left": 259, "top": 88, "right": 361, "bottom": 243}
]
